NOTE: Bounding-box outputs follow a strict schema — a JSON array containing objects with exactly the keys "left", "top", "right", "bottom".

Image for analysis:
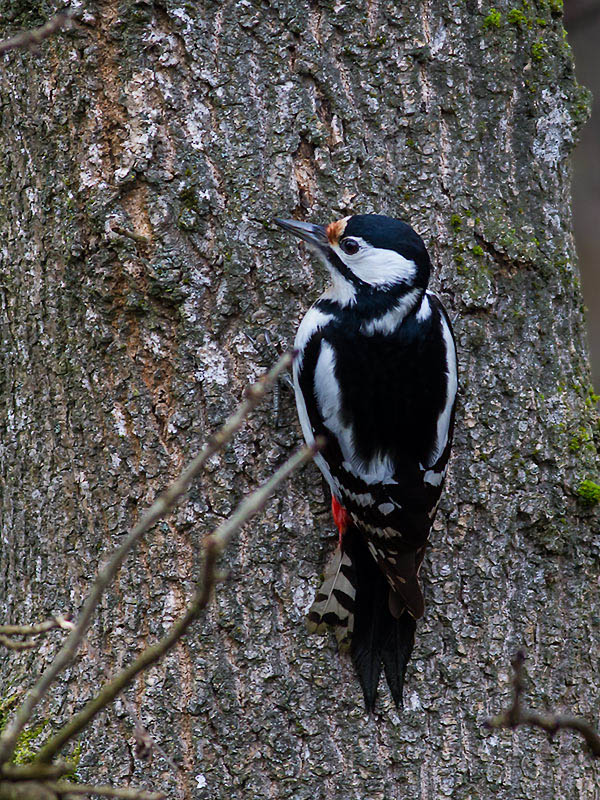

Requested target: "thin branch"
[
  {"left": 0, "top": 636, "right": 39, "bottom": 652},
  {"left": 35, "top": 439, "right": 321, "bottom": 763},
  {"left": 0, "top": 617, "right": 74, "bottom": 650},
  {"left": 0, "top": 353, "right": 293, "bottom": 766},
  {"left": 485, "top": 651, "right": 600, "bottom": 758},
  {"left": 46, "top": 782, "right": 164, "bottom": 800},
  {"left": 110, "top": 225, "right": 150, "bottom": 246},
  {"left": 0, "top": 781, "right": 57, "bottom": 800},
  {"left": 121, "top": 699, "right": 177, "bottom": 770},
  {"left": 1, "top": 763, "right": 71, "bottom": 781},
  {"left": 0, "top": 616, "right": 73, "bottom": 637},
  {"left": 0, "top": 13, "right": 73, "bottom": 56}
]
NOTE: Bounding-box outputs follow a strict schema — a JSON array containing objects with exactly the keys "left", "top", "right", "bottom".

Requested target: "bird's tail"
[
  {"left": 307, "top": 526, "right": 416, "bottom": 710},
  {"left": 306, "top": 544, "right": 356, "bottom": 650}
]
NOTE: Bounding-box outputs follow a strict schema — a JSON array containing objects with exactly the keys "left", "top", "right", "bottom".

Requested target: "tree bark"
[{"left": 1, "top": 1, "right": 599, "bottom": 798}]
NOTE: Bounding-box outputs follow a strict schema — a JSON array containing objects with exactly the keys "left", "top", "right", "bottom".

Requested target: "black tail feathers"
[{"left": 344, "top": 528, "right": 417, "bottom": 711}]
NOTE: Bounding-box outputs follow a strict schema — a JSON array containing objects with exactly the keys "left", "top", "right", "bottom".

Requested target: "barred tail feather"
[
  {"left": 306, "top": 547, "right": 356, "bottom": 648},
  {"left": 307, "top": 528, "right": 417, "bottom": 710}
]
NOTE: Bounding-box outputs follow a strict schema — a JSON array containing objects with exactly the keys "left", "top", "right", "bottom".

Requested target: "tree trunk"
[{"left": 1, "top": 1, "right": 599, "bottom": 798}]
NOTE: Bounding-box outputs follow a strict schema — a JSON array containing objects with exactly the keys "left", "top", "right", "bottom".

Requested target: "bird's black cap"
[{"left": 343, "top": 214, "right": 431, "bottom": 272}]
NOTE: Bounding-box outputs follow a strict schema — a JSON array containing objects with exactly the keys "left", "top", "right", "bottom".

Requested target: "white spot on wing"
[
  {"left": 424, "top": 469, "right": 445, "bottom": 486},
  {"left": 342, "top": 456, "right": 398, "bottom": 486},
  {"left": 360, "top": 453, "right": 398, "bottom": 484},
  {"left": 378, "top": 502, "right": 395, "bottom": 515},
  {"left": 416, "top": 293, "right": 432, "bottom": 322},
  {"left": 342, "top": 488, "right": 375, "bottom": 507}
]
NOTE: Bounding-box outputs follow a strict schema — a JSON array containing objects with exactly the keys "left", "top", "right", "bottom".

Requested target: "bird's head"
[{"left": 274, "top": 214, "right": 431, "bottom": 308}]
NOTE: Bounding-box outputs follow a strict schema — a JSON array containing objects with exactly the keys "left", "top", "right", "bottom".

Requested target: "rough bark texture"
[{"left": 1, "top": 1, "right": 599, "bottom": 798}]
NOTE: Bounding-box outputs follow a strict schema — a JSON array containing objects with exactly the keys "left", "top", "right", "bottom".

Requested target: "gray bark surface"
[{"left": 1, "top": 1, "right": 599, "bottom": 798}]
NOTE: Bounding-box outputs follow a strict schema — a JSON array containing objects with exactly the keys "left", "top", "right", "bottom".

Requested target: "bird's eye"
[{"left": 340, "top": 238, "right": 359, "bottom": 255}]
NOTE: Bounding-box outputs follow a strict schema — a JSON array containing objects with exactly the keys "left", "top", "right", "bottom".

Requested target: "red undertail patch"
[{"left": 331, "top": 496, "right": 350, "bottom": 544}]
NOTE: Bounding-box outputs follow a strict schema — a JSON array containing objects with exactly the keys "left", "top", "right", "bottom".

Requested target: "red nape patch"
[{"left": 331, "top": 496, "right": 350, "bottom": 544}]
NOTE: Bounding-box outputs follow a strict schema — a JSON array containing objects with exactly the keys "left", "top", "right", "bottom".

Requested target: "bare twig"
[
  {"left": 0, "top": 617, "right": 75, "bottom": 650},
  {"left": 0, "top": 354, "right": 293, "bottom": 766},
  {"left": 0, "top": 780, "right": 57, "bottom": 800},
  {"left": 1, "top": 762, "right": 72, "bottom": 780},
  {"left": 35, "top": 439, "right": 321, "bottom": 763},
  {"left": 0, "top": 636, "right": 40, "bottom": 652},
  {"left": 0, "top": 13, "right": 73, "bottom": 56},
  {"left": 121, "top": 700, "right": 177, "bottom": 770},
  {"left": 485, "top": 651, "right": 600, "bottom": 757},
  {"left": 46, "top": 782, "right": 164, "bottom": 800},
  {"left": 0, "top": 616, "right": 73, "bottom": 637},
  {"left": 110, "top": 224, "right": 150, "bottom": 245},
  {"left": 0, "top": 617, "right": 74, "bottom": 650}
]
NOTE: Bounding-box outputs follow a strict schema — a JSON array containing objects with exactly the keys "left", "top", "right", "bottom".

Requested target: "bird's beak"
[{"left": 273, "top": 218, "right": 329, "bottom": 252}]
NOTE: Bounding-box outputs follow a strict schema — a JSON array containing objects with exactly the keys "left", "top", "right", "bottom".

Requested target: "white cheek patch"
[
  {"left": 321, "top": 270, "right": 357, "bottom": 306},
  {"left": 333, "top": 238, "right": 417, "bottom": 287}
]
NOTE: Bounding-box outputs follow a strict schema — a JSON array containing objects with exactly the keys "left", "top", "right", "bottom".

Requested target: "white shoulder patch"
[
  {"left": 293, "top": 324, "right": 338, "bottom": 497},
  {"left": 312, "top": 342, "right": 398, "bottom": 485},
  {"left": 426, "top": 311, "right": 458, "bottom": 467},
  {"left": 294, "top": 307, "right": 333, "bottom": 370},
  {"left": 314, "top": 341, "right": 343, "bottom": 429}
]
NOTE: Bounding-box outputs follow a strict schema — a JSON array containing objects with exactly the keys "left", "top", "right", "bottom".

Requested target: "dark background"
[{"left": 567, "top": 1, "right": 600, "bottom": 388}]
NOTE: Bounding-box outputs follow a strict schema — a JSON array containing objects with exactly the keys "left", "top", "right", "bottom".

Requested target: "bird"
[{"left": 274, "top": 213, "right": 458, "bottom": 711}]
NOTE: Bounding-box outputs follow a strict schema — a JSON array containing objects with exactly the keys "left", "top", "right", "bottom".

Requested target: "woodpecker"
[{"left": 274, "top": 214, "right": 458, "bottom": 710}]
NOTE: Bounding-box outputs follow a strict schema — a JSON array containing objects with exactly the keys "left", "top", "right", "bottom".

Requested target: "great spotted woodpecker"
[{"left": 274, "top": 214, "right": 458, "bottom": 710}]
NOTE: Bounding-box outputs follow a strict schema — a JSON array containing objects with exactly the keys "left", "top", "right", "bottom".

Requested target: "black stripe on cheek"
[{"left": 326, "top": 250, "right": 366, "bottom": 288}]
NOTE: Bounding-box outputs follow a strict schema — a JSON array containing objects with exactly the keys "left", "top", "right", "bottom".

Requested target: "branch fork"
[{"left": 486, "top": 651, "right": 600, "bottom": 757}]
